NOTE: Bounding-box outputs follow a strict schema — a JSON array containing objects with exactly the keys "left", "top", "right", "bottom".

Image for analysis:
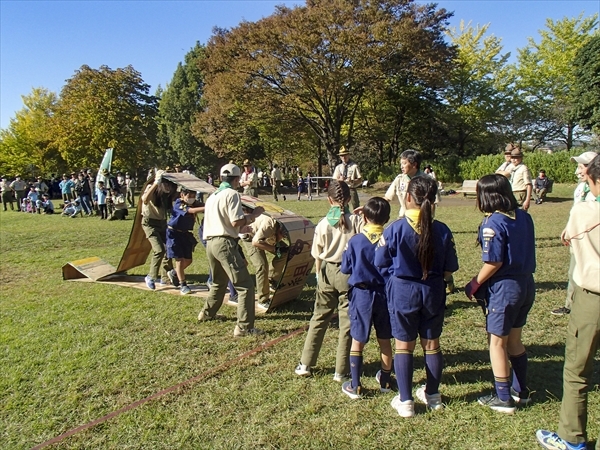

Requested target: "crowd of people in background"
[{"left": 0, "top": 169, "right": 136, "bottom": 220}]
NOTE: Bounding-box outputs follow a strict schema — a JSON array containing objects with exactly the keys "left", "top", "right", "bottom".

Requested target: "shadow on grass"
[{"left": 535, "top": 281, "right": 568, "bottom": 292}]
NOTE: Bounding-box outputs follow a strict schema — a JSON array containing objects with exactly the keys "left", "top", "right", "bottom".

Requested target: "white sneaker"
[
  {"left": 294, "top": 363, "right": 311, "bottom": 376},
  {"left": 333, "top": 372, "right": 350, "bottom": 383},
  {"left": 233, "top": 325, "right": 264, "bottom": 337},
  {"left": 415, "top": 385, "right": 444, "bottom": 410},
  {"left": 391, "top": 395, "right": 415, "bottom": 418}
]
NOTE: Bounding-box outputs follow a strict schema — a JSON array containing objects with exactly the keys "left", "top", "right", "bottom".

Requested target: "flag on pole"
[{"left": 96, "top": 148, "right": 113, "bottom": 184}]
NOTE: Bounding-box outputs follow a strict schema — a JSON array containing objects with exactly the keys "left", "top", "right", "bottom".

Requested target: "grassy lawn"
[{"left": 1, "top": 184, "right": 598, "bottom": 449}]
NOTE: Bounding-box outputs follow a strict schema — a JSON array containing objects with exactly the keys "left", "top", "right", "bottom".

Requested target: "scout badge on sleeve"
[{"left": 482, "top": 227, "right": 495, "bottom": 253}]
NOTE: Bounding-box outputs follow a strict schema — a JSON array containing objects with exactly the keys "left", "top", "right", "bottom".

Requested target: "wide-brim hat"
[
  {"left": 338, "top": 146, "right": 350, "bottom": 156},
  {"left": 510, "top": 149, "right": 524, "bottom": 158},
  {"left": 220, "top": 163, "right": 241, "bottom": 177},
  {"left": 243, "top": 159, "right": 252, "bottom": 166},
  {"left": 571, "top": 151, "right": 598, "bottom": 165}
]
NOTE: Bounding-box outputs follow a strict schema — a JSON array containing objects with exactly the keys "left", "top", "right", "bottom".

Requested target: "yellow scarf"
[
  {"left": 405, "top": 209, "right": 421, "bottom": 234},
  {"left": 362, "top": 223, "right": 384, "bottom": 243}
]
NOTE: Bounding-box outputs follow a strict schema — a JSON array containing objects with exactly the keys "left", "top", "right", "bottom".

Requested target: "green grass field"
[{"left": 1, "top": 185, "right": 598, "bottom": 449}]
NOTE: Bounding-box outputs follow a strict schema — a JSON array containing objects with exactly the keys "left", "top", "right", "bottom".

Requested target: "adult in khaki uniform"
[
  {"left": 243, "top": 214, "right": 287, "bottom": 308},
  {"left": 141, "top": 170, "right": 177, "bottom": 289},
  {"left": 270, "top": 164, "right": 283, "bottom": 201},
  {"left": 496, "top": 144, "right": 516, "bottom": 177},
  {"left": 199, "top": 163, "right": 265, "bottom": 337},
  {"left": 536, "top": 154, "right": 600, "bottom": 450},
  {"left": 508, "top": 148, "right": 533, "bottom": 211},
  {"left": 10, "top": 175, "right": 28, "bottom": 211},
  {"left": 333, "top": 146, "right": 362, "bottom": 210},
  {"left": 384, "top": 149, "right": 425, "bottom": 219},
  {"left": 1, "top": 176, "right": 15, "bottom": 211},
  {"left": 240, "top": 159, "right": 258, "bottom": 197}
]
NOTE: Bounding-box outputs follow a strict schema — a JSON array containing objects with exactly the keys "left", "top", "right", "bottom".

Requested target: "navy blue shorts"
[
  {"left": 485, "top": 275, "right": 535, "bottom": 336},
  {"left": 167, "top": 229, "right": 197, "bottom": 260},
  {"left": 348, "top": 285, "right": 392, "bottom": 343},
  {"left": 386, "top": 277, "right": 446, "bottom": 342}
]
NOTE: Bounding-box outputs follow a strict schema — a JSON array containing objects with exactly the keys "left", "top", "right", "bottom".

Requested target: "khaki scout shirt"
[
  {"left": 311, "top": 214, "right": 363, "bottom": 264},
  {"left": 202, "top": 188, "right": 245, "bottom": 240},
  {"left": 141, "top": 184, "right": 168, "bottom": 220},
  {"left": 241, "top": 171, "right": 258, "bottom": 188},
  {"left": 384, "top": 170, "right": 425, "bottom": 218},
  {"left": 250, "top": 214, "right": 278, "bottom": 246},
  {"left": 565, "top": 200, "right": 600, "bottom": 293},
  {"left": 510, "top": 163, "right": 532, "bottom": 192},
  {"left": 333, "top": 161, "right": 362, "bottom": 188}
]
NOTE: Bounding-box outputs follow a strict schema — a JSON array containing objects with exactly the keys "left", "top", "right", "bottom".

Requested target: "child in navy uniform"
[
  {"left": 375, "top": 176, "right": 458, "bottom": 417},
  {"left": 295, "top": 180, "right": 362, "bottom": 381},
  {"left": 167, "top": 189, "right": 205, "bottom": 295},
  {"left": 341, "top": 197, "right": 393, "bottom": 399},
  {"left": 465, "top": 173, "right": 535, "bottom": 414},
  {"left": 96, "top": 181, "right": 108, "bottom": 220}
]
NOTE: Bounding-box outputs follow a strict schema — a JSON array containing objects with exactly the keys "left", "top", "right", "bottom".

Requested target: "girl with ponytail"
[
  {"left": 295, "top": 180, "right": 363, "bottom": 382},
  {"left": 375, "top": 175, "right": 459, "bottom": 417}
]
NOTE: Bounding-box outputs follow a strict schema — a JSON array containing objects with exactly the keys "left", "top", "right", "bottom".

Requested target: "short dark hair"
[
  {"left": 476, "top": 174, "right": 518, "bottom": 213},
  {"left": 362, "top": 197, "right": 390, "bottom": 226},
  {"left": 222, "top": 176, "right": 238, "bottom": 184},
  {"left": 586, "top": 154, "right": 600, "bottom": 183},
  {"left": 539, "top": 169, "right": 545, "bottom": 174},
  {"left": 400, "top": 149, "right": 422, "bottom": 170}
]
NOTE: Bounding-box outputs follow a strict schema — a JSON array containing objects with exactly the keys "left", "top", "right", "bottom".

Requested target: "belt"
[
  {"left": 326, "top": 261, "right": 341, "bottom": 266},
  {"left": 167, "top": 226, "right": 190, "bottom": 233},
  {"left": 583, "top": 288, "right": 600, "bottom": 296},
  {"left": 354, "top": 283, "right": 383, "bottom": 290}
]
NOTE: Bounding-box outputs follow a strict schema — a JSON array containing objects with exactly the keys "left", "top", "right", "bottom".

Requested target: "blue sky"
[{"left": 1, "top": 0, "right": 598, "bottom": 130}]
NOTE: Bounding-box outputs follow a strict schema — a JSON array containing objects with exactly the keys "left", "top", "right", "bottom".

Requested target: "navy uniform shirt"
[
  {"left": 168, "top": 199, "right": 195, "bottom": 231},
  {"left": 478, "top": 209, "right": 536, "bottom": 278},
  {"left": 341, "top": 233, "right": 385, "bottom": 287},
  {"left": 375, "top": 219, "right": 459, "bottom": 280}
]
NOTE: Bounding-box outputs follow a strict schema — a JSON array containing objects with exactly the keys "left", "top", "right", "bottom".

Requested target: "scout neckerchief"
[
  {"left": 215, "top": 181, "right": 232, "bottom": 194},
  {"left": 362, "top": 223, "right": 383, "bottom": 243},
  {"left": 326, "top": 205, "right": 350, "bottom": 227},
  {"left": 405, "top": 209, "right": 421, "bottom": 234}
]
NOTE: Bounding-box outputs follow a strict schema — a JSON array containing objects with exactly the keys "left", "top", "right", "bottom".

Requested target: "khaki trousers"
[
  {"left": 300, "top": 262, "right": 351, "bottom": 375},
  {"left": 142, "top": 217, "right": 172, "bottom": 281},
  {"left": 202, "top": 237, "right": 255, "bottom": 330},
  {"left": 558, "top": 285, "right": 600, "bottom": 448}
]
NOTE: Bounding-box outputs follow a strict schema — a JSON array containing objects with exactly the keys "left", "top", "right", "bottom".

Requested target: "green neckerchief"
[
  {"left": 405, "top": 209, "right": 421, "bottom": 234},
  {"left": 216, "top": 181, "right": 232, "bottom": 194},
  {"left": 362, "top": 223, "right": 384, "bottom": 244},
  {"left": 583, "top": 183, "right": 590, "bottom": 194},
  {"left": 596, "top": 195, "right": 600, "bottom": 203},
  {"left": 326, "top": 205, "right": 351, "bottom": 227}
]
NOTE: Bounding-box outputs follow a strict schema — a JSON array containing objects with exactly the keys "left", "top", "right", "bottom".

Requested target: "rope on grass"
[{"left": 31, "top": 324, "right": 310, "bottom": 450}]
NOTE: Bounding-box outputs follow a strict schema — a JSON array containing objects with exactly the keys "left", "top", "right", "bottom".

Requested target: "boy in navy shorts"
[
  {"left": 340, "top": 197, "right": 393, "bottom": 399},
  {"left": 465, "top": 174, "right": 535, "bottom": 414},
  {"left": 167, "top": 188, "right": 205, "bottom": 295}
]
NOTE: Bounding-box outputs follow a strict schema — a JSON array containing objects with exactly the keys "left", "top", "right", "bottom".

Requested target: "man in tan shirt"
[
  {"left": 508, "top": 148, "right": 533, "bottom": 211},
  {"left": 333, "top": 147, "right": 362, "bottom": 210},
  {"left": 240, "top": 159, "right": 258, "bottom": 197}
]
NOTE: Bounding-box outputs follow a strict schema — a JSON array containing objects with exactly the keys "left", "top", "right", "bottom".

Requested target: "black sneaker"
[
  {"left": 551, "top": 307, "right": 571, "bottom": 316},
  {"left": 510, "top": 387, "right": 532, "bottom": 406},
  {"left": 477, "top": 393, "right": 516, "bottom": 414},
  {"left": 167, "top": 269, "right": 180, "bottom": 288}
]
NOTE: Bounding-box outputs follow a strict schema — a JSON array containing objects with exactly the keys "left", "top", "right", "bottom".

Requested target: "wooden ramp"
[{"left": 63, "top": 174, "right": 315, "bottom": 312}]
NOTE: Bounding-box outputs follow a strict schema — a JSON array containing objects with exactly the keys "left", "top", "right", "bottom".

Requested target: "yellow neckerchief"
[
  {"left": 405, "top": 209, "right": 421, "bottom": 234},
  {"left": 362, "top": 223, "right": 383, "bottom": 243},
  {"left": 484, "top": 210, "right": 516, "bottom": 220}
]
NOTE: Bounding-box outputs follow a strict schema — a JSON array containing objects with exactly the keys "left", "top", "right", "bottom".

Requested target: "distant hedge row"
[{"left": 366, "top": 149, "right": 598, "bottom": 184}]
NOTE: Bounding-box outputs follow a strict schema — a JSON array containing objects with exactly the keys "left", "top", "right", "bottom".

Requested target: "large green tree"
[
  {"left": 0, "top": 88, "right": 63, "bottom": 177},
  {"left": 158, "top": 43, "right": 217, "bottom": 172},
  {"left": 52, "top": 65, "right": 159, "bottom": 170},
  {"left": 442, "top": 21, "right": 513, "bottom": 156},
  {"left": 514, "top": 14, "right": 598, "bottom": 149},
  {"left": 194, "top": 0, "right": 454, "bottom": 171},
  {"left": 572, "top": 34, "right": 600, "bottom": 134}
]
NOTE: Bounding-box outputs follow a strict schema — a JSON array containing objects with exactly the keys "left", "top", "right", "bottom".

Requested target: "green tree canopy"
[
  {"left": 194, "top": 0, "right": 454, "bottom": 171},
  {"left": 572, "top": 34, "right": 600, "bottom": 134},
  {"left": 514, "top": 14, "right": 598, "bottom": 149},
  {"left": 0, "top": 87, "right": 63, "bottom": 177},
  {"left": 52, "top": 65, "right": 159, "bottom": 170}
]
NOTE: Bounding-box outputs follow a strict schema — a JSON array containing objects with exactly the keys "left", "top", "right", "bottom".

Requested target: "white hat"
[
  {"left": 220, "top": 163, "right": 241, "bottom": 177},
  {"left": 571, "top": 151, "right": 598, "bottom": 165}
]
